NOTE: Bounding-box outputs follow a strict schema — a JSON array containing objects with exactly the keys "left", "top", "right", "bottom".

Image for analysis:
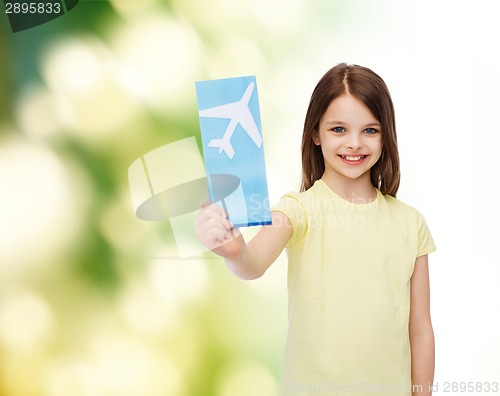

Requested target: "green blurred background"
[{"left": 1, "top": 1, "right": 499, "bottom": 395}]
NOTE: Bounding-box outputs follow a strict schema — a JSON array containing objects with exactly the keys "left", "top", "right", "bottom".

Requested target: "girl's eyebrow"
[
  {"left": 324, "top": 120, "right": 347, "bottom": 125},
  {"left": 324, "top": 120, "right": 381, "bottom": 127}
]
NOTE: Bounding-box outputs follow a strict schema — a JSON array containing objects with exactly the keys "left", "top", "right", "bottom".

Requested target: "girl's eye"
[
  {"left": 331, "top": 127, "right": 345, "bottom": 133},
  {"left": 364, "top": 128, "right": 377, "bottom": 134}
]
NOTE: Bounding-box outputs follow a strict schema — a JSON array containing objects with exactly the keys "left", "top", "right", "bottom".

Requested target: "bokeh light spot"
[
  {"left": 0, "top": 289, "right": 56, "bottom": 352},
  {"left": 16, "top": 85, "right": 61, "bottom": 139},
  {"left": 217, "top": 358, "right": 278, "bottom": 396},
  {"left": 0, "top": 138, "right": 88, "bottom": 276},
  {"left": 44, "top": 359, "right": 105, "bottom": 396},
  {"left": 41, "top": 36, "right": 139, "bottom": 137},
  {"left": 149, "top": 258, "right": 211, "bottom": 306},
  {"left": 110, "top": 15, "right": 200, "bottom": 112},
  {"left": 119, "top": 279, "right": 177, "bottom": 335},
  {"left": 250, "top": 0, "right": 306, "bottom": 35}
]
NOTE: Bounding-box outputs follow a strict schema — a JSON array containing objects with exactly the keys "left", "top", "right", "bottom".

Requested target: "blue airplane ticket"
[{"left": 195, "top": 76, "right": 272, "bottom": 227}]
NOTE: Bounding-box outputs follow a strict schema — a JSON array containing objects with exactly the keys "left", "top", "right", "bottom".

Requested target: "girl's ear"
[{"left": 312, "top": 128, "right": 320, "bottom": 146}]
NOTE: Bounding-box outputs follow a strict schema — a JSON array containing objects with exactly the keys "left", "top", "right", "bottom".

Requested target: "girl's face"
[{"left": 313, "top": 94, "right": 383, "bottom": 184}]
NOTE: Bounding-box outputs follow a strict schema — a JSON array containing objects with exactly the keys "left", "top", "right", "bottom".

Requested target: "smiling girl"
[{"left": 196, "top": 63, "right": 436, "bottom": 396}]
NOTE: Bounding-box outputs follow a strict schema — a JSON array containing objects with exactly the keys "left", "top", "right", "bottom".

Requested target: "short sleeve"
[
  {"left": 416, "top": 211, "right": 436, "bottom": 257},
  {"left": 271, "top": 193, "right": 308, "bottom": 247}
]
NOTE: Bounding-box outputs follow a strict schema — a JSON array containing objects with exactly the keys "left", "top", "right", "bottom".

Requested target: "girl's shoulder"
[
  {"left": 276, "top": 181, "right": 324, "bottom": 208},
  {"left": 382, "top": 193, "right": 436, "bottom": 254},
  {"left": 381, "top": 193, "right": 429, "bottom": 225}
]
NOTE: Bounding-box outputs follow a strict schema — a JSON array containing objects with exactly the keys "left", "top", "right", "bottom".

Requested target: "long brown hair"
[{"left": 300, "top": 63, "right": 400, "bottom": 197}]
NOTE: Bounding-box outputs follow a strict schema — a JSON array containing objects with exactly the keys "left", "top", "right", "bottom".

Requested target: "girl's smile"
[{"left": 338, "top": 154, "right": 369, "bottom": 164}]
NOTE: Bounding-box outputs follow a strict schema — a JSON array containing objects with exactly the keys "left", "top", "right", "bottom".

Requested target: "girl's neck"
[{"left": 321, "top": 172, "right": 377, "bottom": 204}]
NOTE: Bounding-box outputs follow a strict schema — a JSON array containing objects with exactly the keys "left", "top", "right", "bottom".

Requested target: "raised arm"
[
  {"left": 195, "top": 203, "right": 292, "bottom": 280},
  {"left": 409, "top": 254, "right": 435, "bottom": 396}
]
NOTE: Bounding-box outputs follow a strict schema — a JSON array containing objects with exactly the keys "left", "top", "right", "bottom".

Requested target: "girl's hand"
[
  {"left": 195, "top": 202, "right": 292, "bottom": 280},
  {"left": 194, "top": 201, "right": 243, "bottom": 259}
]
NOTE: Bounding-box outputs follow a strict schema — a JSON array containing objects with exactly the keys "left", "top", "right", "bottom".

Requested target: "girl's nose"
[{"left": 346, "top": 135, "right": 363, "bottom": 150}]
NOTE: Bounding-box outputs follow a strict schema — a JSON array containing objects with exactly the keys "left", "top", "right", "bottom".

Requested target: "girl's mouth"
[{"left": 338, "top": 154, "right": 368, "bottom": 164}]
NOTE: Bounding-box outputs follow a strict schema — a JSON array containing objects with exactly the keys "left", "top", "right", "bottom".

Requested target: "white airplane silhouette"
[{"left": 199, "top": 82, "right": 262, "bottom": 160}]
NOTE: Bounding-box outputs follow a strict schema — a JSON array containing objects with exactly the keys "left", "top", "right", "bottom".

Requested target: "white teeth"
[{"left": 342, "top": 155, "right": 365, "bottom": 161}]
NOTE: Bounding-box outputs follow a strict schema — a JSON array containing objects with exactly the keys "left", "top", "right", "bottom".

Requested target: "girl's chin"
[{"left": 325, "top": 169, "right": 371, "bottom": 181}]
